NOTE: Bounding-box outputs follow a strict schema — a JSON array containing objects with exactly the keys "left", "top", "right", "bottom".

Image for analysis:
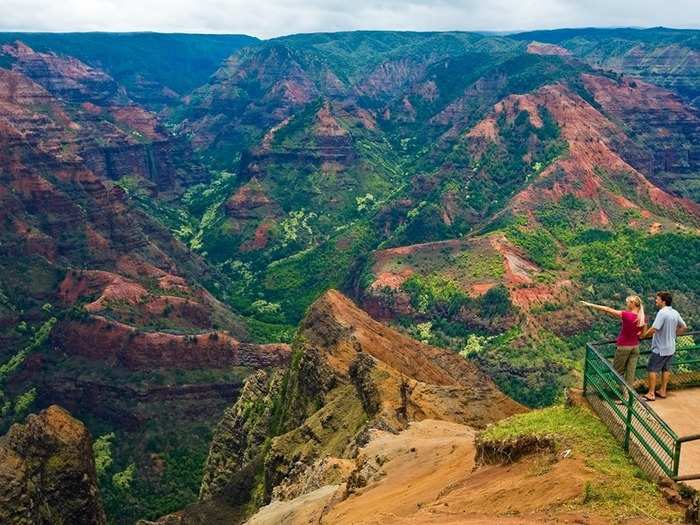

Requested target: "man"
[{"left": 642, "top": 291, "right": 687, "bottom": 402}]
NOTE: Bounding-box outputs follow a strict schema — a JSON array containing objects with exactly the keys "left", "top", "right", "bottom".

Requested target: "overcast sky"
[{"left": 0, "top": 0, "right": 698, "bottom": 38}]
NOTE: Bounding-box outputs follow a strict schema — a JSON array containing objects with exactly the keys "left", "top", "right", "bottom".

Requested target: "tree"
[{"left": 480, "top": 285, "right": 512, "bottom": 317}]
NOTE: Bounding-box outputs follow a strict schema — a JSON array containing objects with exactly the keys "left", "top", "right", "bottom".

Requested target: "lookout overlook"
[{"left": 585, "top": 332, "right": 700, "bottom": 490}]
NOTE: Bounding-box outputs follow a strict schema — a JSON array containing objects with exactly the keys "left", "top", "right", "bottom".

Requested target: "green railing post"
[
  {"left": 623, "top": 392, "right": 634, "bottom": 452},
  {"left": 673, "top": 440, "right": 681, "bottom": 478},
  {"left": 584, "top": 337, "right": 693, "bottom": 479}
]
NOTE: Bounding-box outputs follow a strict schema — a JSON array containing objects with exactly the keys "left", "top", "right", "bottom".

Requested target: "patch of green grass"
[
  {"left": 482, "top": 405, "right": 682, "bottom": 522},
  {"left": 506, "top": 220, "right": 560, "bottom": 270},
  {"left": 455, "top": 250, "right": 505, "bottom": 280}
]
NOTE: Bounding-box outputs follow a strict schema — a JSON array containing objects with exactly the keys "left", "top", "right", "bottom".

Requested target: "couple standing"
[{"left": 582, "top": 291, "right": 687, "bottom": 402}]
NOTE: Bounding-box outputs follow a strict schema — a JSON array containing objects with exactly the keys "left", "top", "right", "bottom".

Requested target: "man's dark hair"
[{"left": 656, "top": 291, "right": 673, "bottom": 306}]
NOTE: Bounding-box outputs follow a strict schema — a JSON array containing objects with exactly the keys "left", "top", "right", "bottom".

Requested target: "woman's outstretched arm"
[{"left": 580, "top": 301, "right": 622, "bottom": 318}]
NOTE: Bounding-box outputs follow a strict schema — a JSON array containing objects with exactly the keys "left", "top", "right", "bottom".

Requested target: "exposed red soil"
[
  {"left": 247, "top": 418, "right": 676, "bottom": 525},
  {"left": 110, "top": 106, "right": 164, "bottom": 141},
  {"left": 157, "top": 273, "right": 189, "bottom": 292},
  {"left": 270, "top": 78, "right": 316, "bottom": 105},
  {"left": 370, "top": 268, "right": 415, "bottom": 292},
  {"left": 359, "top": 59, "right": 426, "bottom": 98},
  {"left": 469, "top": 83, "right": 700, "bottom": 222},
  {"left": 366, "top": 234, "right": 573, "bottom": 315},
  {"left": 241, "top": 220, "right": 274, "bottom": 252},
  {"left": 353, "top": 107, "right": 377, "bottom": 130},
  {"left": 489, "top": 235, "right": 538, "bottom": 286},
  {"left": 58, "top": 270, "right": 141, "bottom": 306},
  {"left": 226, "top": 179, "right": 280, "bottom": 219},
  {"left": 80, "top": 101, "right": 102, "bottom": 114},
  {"left": 1, "top": 41, "right": 114, "bottom": 91},
  {"left": 466, "top": 118, "right": 498, "bottom": 141},
  {"left": 260, "top": 116, "right": 291, "bottom": 151},
  {"left": 54, "top": 315, "right": 291, "bottom": 370},
  {"left": 469, "top": 282, "right": 496, "bottom": 296},
  {"left": 314, "top": 101, "right": 349, "bottom": 137},
  {"left": 305, "top": 291, "right": 524, "bottom": 416},
  {"left": 85, "top": 225, "right": 111, "bottom": 254},
  {"left": 415, "top": 80, "right": 439, "bottom": 102},
  {"left": 581, "top": 73, "right": 690, "bottom": 116},
  {"left": 114, "top": 256, "right": 190, "bottom": 287},
  {"left": 526, "top": 41, "right": 572, "bottom": 57}
]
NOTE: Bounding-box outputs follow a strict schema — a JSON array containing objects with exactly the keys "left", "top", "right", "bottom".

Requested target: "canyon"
[{"left": 0, "top": 27, "right": 698, "bottom": 524}]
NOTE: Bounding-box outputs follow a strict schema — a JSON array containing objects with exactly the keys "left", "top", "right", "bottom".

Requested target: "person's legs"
[
  {"left": 646, "top": 372, "right": 657, "bottom": 399},
  {"left": 654, "top": 355, "right": 673, "bottom": 397},
  {"left": 614, "top": 346, "right": 635, "bottom": 403},
  {"left": 646, "top": 353, "right": 667, "bottom": 400},
  {"left": 625, "top": 346, "right": 640, "bottom": 386},
  {"left": 613, "top": 346, "right": 631, "bottom": 377},
  {"left": 659, "top": 371, "right": 671, "bottom": 396}
]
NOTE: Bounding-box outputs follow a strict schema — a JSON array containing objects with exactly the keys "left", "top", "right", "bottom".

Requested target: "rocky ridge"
[
  {"left": 152, "top": 290, "right": 523, "bottom": 523},
  {"left": 0, "top": 405, "right": 106, "bottom": 525}
]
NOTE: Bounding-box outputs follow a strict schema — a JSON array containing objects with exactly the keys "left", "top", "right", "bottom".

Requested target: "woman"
[{"left": 581, "top": 296, "right": 646, "bottom": 390}]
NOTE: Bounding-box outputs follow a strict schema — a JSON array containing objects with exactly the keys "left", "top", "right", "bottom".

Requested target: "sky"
[{"left": 0, "top": 0, "right": 699, "bottom": 38}]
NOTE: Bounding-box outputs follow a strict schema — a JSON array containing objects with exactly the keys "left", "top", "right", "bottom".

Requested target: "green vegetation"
[
  {"left": 93, "top": 432, "right": 115, "bottom": 477},
  {"left": 511, "top": 27, "right": 700, "bottom": 107},
  {"left": 97, "top": 430, "right": 211, "bottom": 524},
  {"left": 482, "top": 405, "right": 682, "bottom": 522},
  {"left": 506, "top": 220, "right": 560, "bottom": 270},
  {"left": 0, "top": 317, "right": 56, "bottom": 431},
  {"left": 468, "top": 328, "right": 578, "bottom": 407},
  {"left": 454, "top": 251, "right": 505, "bottom": 280},
  {"left": 1, "top": 27, "right": 699, "bottom": 525},
  {"left": 402, "top": 273, "right": 470, "bottom": 317},
  {"left": 264, "top": 222, "right": 377, "bottom": 321},
  {"left": 485, "top": 206, "right": 699, "bottom": 407}
]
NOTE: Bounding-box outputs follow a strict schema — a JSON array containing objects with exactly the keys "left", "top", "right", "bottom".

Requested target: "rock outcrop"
[
  {"left": 581, "top": 73, "right": 700, "bottom": 201},
  {"left": 0, "top": 405, "right": 106, "bottom": 525},
  {"left": 54, "top": 316, "right": 290, "bottom": 370},
  {"left": 2, "top": 41, "right": 122, "bottom": 105},
  {"left": 159, "top": 290, "right": 523, "bottom": 523},
  {"left": 0, "top": 43, "right": 206, "bottom": 194}
]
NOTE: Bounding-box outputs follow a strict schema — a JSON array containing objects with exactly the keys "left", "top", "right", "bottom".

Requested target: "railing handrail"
[
  {"left": 589, "top": 330, "right": 700, "bottom": 348},
  {"left": 585, "top": 333, "right": 700, "bottom": 481},
  {"left": 586, "top": 342, "right": 679, "bottom": 440}
]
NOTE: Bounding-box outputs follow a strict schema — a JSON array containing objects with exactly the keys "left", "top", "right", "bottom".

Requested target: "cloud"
[{"left": 0, "top": 0, "right": 698, "bottom": 38}]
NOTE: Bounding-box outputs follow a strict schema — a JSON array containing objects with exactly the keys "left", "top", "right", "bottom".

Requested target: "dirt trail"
[
  {"left": 652, "top": 386, "right": 700, "bottom": 489},
  {"left": 245, "top": 419, "right": 670, "bottom": 525},
  {"left": 324, "top": 420, "right": 476, "bottom": 525}
]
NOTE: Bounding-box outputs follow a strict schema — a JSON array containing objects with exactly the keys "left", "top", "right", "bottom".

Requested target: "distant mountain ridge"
[
  {"left": 511, "top": 26, "right": 700, "bottom": 107},
  {"left": 0, "top": 32, "right": 259, "bottom": 107}
]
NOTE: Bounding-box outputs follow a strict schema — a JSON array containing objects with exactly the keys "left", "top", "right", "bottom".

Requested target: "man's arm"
[
  {"left": 643, "top": 312, "right": 666, "bottom": 339},
  {"left": 677, "top": 315, "right": 688, "bottom": 336}
]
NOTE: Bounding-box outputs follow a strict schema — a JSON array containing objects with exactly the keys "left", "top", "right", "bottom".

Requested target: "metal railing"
[{"left": 583, "top": 332, "right": 700, "bottom": 481}]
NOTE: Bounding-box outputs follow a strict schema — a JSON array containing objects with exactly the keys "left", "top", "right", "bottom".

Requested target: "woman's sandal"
[
  {"left": 642, "top": 394, "right": 656, "bottom": 402},
  {"left": 655, "top": 391, "right": 667, "bottom": 399}
]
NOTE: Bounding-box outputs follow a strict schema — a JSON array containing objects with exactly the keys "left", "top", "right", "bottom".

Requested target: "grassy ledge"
[{"left": 480, "top": 405, "right": 683, "bottom": 523}]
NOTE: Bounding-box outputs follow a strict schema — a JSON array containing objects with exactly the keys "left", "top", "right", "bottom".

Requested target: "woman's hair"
[{"left": 626, "top": 295, "right": 646, "bottom": 327}]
